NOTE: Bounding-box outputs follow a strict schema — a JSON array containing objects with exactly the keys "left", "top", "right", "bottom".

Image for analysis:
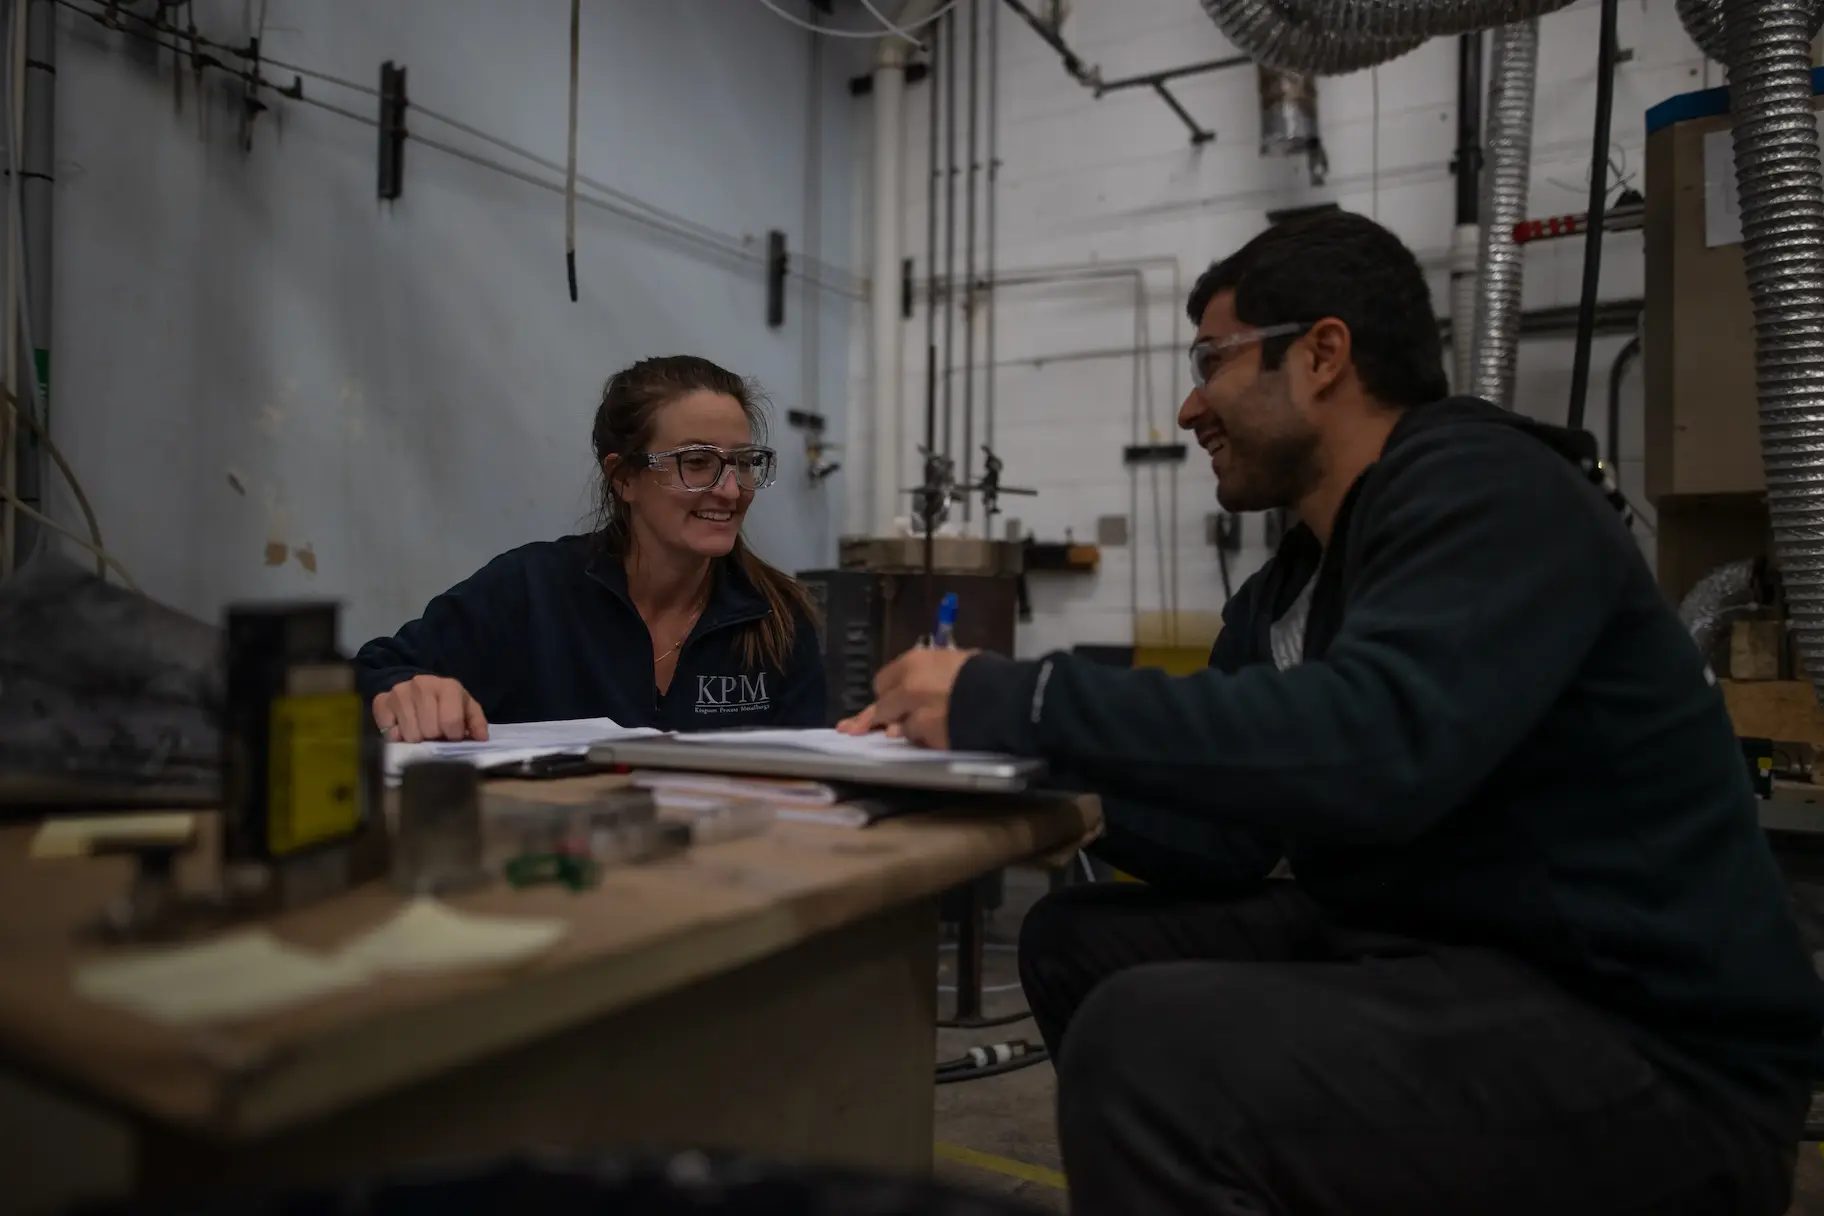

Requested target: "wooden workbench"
[{"left": 0, "top": 776, "right": 1098, "bottom": 1213}]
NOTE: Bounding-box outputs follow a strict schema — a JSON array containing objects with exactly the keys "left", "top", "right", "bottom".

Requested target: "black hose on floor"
[{"left": 935, "top": 1048, "right": 1051, "bottom": 1085}]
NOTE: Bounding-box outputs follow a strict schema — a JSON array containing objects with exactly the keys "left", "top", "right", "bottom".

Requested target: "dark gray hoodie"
[{"left": 952, "top": 397, "right": 1824, "bottom": 1139}]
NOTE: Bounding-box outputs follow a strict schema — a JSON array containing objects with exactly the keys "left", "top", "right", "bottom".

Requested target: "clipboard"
[{"left": 587, "top": 737, "right": 1046, "bottom": 794}]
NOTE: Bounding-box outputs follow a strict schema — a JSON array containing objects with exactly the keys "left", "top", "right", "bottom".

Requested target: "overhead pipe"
[
  {"left": 1199, "top": 0, "right": 1576, "bottom": 73},
  {"left": 941, "top": 9, "right": 958, "bottom": 463},
  {"left": 920, "top": 12, "right": 941, "bottom": 530},
  {"left": 1196, "top": 1, "right": 1552, "bottom": 408},
  {"left": 962, "top": 0, "right": 980, "bottom": 521},
  {"left": 1000, "top": 0, "right": 1229, "bottom": 143},
  {"left": 1676, "top": 0, "right": 1823, "bottom": 62},
  {"left": 865, "top": 0, "right": 946, "bottom": 537},
  {"left": 983, "top": 0, "right": 1000, "bottom": 531},
  {"left": 1684, "top": 0, "right": 1824, "bottom": 703}
]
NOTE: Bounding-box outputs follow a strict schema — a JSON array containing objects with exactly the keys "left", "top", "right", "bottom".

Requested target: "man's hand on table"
[
  {"left": 835, "top": 647, "right": 976, "bottom": 750},
  {"left": 372, "top": 674, "right": 490, "bottom": 742}
]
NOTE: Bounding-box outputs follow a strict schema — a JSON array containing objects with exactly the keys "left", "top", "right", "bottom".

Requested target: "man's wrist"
[{"left": 949, "top": 652, "right": 1046, "bottom": 755}]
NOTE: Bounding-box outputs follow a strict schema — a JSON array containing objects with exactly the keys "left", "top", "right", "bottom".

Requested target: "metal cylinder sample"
[
  {"left": 1257, "top": 66, "right": 1319, "bottom": 157},
  {"left": 393, "top": 761, "right": 486, "bottom": 895}
]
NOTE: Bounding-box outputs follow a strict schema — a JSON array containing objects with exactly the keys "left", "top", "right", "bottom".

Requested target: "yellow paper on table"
[
  {"left": 31, "top": 814, "right": 196, "bottom": 860},
  {"left": 73, "top": 930, "right": 371, "bottom": 1028},
  {"left": 333, "top": 898, "right": 569, "bottom": 975}
]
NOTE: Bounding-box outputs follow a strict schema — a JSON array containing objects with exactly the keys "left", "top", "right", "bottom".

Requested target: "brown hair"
[{"left": 591, "top": 354, "right": 818, "bottom": 672}]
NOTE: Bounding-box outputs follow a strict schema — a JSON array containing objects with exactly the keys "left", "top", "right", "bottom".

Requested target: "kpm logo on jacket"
[{"left": 695, "top": 672, "right": 771, "bottom": 715}]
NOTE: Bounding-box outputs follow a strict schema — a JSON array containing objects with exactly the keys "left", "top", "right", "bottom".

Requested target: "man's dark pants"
[{"left": 1022, "top": 879, "right": 1798, "bottom": 1216}]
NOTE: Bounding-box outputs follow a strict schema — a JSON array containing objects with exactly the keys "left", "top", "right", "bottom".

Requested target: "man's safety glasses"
[
  {"left": 1188, "top": 323, "right": 1312, "bottom": 387},
  {"left": 638, "top": 444, "right": 778, "bottom": 492}
]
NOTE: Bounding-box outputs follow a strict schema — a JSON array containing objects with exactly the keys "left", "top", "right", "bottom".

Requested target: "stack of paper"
[
  {"left": 630, "top": 770, "right": 839, "bottom": 812},
  {"left": 673, "top": 727, "right": 1007, "bottom": 765},
  {"left": 386, "top": 720, "right": 1013, "bottom": 785},
  {"left": 384, "top": 717, "right": 664, "bottom": 784}
]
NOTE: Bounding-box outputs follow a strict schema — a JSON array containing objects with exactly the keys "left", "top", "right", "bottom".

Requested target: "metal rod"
[
  {"left": 996, "top": 0, "right": 1216, "bottom": 141},
  {"left": 802, "top": 6, "right": 822, "bottom": 432},
  {"left": 1566, "top": 0, "right": 1619, "bottom": 433},
  {"left": 1097, "top": 54, "right": 1250, "bottom": 95},
  {"left": 997, "top": 0, "right": 1091, "bottom": 85},
  {"left": 953, "top": 880, "right": 986, "bottom": 1021},
  {"left": 1454, "top": 32, "right": 1483, "bottom": 225},
  {"left": 942, "top": 8, "right": 957, "bottom": 460},
  {"left": 984, "top": 0, "right": 999, "bottom": 534},
  {"left": 923, "top": 16, "right": 941, "bottom": 525},
  {"left": 1151, "top": 81, "right": 1212, "bottom": 143},
  {"left": 924, "top": 343, "right": 938, "bottom": 616},
  {"left": 962, "top": 0, "right": 979, "bottom": 520},
  {"left": 943, "top": 298, "right": 1646, "bottom": 372}
]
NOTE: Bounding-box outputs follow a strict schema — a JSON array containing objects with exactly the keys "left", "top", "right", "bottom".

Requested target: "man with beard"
[{"left": 840, "top": 212, "right": 1823, "bottom": 1214}]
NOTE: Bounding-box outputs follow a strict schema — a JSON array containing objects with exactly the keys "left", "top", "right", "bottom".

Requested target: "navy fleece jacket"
[
  {"left": 949, "top": 397, "right": 1824, "bottom": 1139},
  {"left": 355, "top": 536, "right": 826, "bottom": 731}
]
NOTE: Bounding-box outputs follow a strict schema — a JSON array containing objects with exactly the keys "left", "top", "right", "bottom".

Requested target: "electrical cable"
[
  {"left": 756, "top": 0, "right": 961, "bottom": 42},
  {"left": 0, "top": 488, "right": 135, "bottom": 586},
  {"left": 564, "top": 0, "right": 580, "bottom": 302},
  {"left": 3, "top": 0, "right": 121, "bottom": 584},
  {"left": 936, "top": 1039, "right": 1039, "bottom": 1073},
  {"left": 933, "top": 1047, "right": 1050, "bottom": 1084},
  {"left": 53, "top": 0, "right": 865, "bottom": 298},
  {"left": 1605, "top": 333, "right": 1640, "bottom": 474},
  {"left": 1566, "top": 0, "right": 1620, "bottom": 432},
  {"left": 1, "top": 0, "right": 20, "bottom": 574}
]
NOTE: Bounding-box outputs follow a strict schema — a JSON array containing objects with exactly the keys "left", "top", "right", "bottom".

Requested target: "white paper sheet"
[
  {"left": 672, "top": 727, "right": 1009, "bottom": 765},
  {"left": 333, "top": 898, "right": 568, "bottom": 974},
  {"left": 74, "top": 931, "right": 372, "bottom": 1027},
  {"left": 384, "top": 717, "right": 665, "bottom": 783}
]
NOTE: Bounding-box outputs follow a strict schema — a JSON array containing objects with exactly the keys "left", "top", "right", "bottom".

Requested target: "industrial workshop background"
[{"left": 1, "top": 0, "right": 1769, "bottom": 671}]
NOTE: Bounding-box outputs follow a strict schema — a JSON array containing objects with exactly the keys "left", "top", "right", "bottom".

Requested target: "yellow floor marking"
[{"left": 935, "top": 1141, "right": 1068, "bottom": 1190}]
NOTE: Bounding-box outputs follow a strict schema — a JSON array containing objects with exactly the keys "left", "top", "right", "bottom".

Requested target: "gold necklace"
[{"left": 653, "top": 600, "right": 707, "bottom": 667}]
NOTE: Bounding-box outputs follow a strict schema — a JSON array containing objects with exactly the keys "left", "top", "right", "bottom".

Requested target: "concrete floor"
[{"left": 929, "top": 867, "right": 1824, "bottom": 1215}]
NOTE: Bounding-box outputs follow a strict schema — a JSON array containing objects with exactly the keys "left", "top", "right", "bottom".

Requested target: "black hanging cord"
[
  {"left": 1565, "top": 0, "right": 1620, "bottom": 432},
  {"left": 1606, "top": 334, "right": 1640, "bottom": 473}
]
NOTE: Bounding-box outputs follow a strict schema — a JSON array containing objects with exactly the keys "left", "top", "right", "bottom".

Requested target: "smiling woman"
[{"left": 354, "top": 356, "right": 826, "bottom": 742}]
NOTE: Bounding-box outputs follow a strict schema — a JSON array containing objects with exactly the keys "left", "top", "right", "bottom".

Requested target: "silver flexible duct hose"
[
  {"left": 1700, "top": 1, "right": 1824, "bottom": 699},
  {"left": 1677, "top": 559, "right": 1761, "bottom": 663},
  {"left": 1197, "top": 2, "right": 1546, "bottom": 405},
  {"left": 1678, "top": 0, "right": 1824, "bottom": 62},
  {"left": 1199, "top": 0, "right": 1574, "bottom": 74},
  {"left": 1468, "top": 21, "right": 1538, "bottom": 408}
]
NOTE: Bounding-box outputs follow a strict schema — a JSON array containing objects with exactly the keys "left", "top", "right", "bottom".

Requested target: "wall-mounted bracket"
[
  {"left": 767, "top": 230, "right": 789, "bottom": 329},
  {"left": 377, "top": 60, "right": 408, "bottom": 201}
]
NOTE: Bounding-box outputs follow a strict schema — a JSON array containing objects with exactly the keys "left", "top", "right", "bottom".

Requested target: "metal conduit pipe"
[
  {"left": 1696, "top": 0, "right": 1824, "bottom": 700},
  {"left": 1198, "top": 0, "right": 1574, "bottom": 74},
  {"left": 1195, "top": 2, "right": 1547, "bottom": 406},
  {"left": 1677, "top": 0, "right": 1823, "bottom": 62},
  {"left": 1470, "top": 20, "right": 1538, "bottom": 408}
]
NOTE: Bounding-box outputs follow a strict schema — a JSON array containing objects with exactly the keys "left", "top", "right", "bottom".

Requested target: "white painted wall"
[
  {"left": 46, "top": 0, "right": 866, "bottom": 647},
  {"left": 885, "top": 0, "right": 1692, "bottom": 658}
]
